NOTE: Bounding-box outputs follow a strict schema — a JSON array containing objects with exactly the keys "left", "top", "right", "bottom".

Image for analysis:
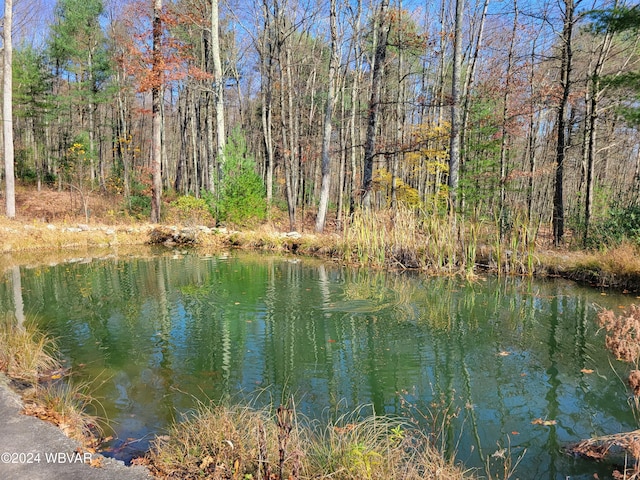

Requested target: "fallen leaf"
[
  {"left": 600, "top": 292, "right": 607, "bottom": 296},
  {"left": 491, "top": 448, "right": 506, "bottom": 458},
  {"left": 497, "top": 351, "right": 510, "bottom": 356},
  {"left": 200, "top": 455, "right": 214, "bottom": 470},
  {"left": 581, "top": 368, "right": 594, "bottom": 374},
  {"left": 89, "top": 457, "right": 103, "bottom": 468},
  {"left": 531, "top": 418, "right": 557, "bottom": 426}
]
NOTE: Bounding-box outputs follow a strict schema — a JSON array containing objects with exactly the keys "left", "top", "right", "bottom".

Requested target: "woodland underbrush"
[{"left": 4, "top": 185, "right": 640, "bottom": 289}]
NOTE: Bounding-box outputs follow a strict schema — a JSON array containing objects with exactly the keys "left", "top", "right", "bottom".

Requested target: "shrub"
[
  {"left": 587, "top": 204, "right": 640, "bottom": 248},
  {"left": 167, "top": 195, "right": 212, "bottom": 225},
  {"left": 127, "top": 195, "right": 151, "bottom": 219},
  {"left": 211, "top": 129, "right": 267, "bottom": 227}
]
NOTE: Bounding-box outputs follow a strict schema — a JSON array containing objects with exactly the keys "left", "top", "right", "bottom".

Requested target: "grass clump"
[
  {"left": 544, "top": 242, "right": 640, "bottom": 289},
  {"left": 0, "top": 315, "right": 59, "bottom": 384},
  {"left": 147, "top": 399, "right": 474, "bottom": 480},
  {"left": 24, "top": 380, "right": 104, "bottom": 445},
  {"left": 0, "top": 314, "right": 104, "bottom": 447}
]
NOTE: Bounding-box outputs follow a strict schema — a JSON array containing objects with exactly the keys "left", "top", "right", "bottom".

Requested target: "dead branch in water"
[{"left": 565, "top": 430, "right": 640, "bottom": 478}]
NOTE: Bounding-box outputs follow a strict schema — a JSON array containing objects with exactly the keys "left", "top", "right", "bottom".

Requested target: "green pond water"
[{"left": 1, "top": 251, "right": 638, "bottom": 479}]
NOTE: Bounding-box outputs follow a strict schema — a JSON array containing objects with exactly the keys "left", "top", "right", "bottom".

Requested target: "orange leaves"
[{"left": 113, "top": 0, "right": 208, "bottom": 93}]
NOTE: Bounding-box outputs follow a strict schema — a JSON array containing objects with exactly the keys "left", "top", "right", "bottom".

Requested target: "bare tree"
[
  {"left": 498, "top": 0, "right": 519, "bottom": 237},
  {"left": 315, "top": 0, "right": 339, "bottom": 232},
  {"left": 583, "top": 3, "right": 617, "bottom": 244},
  {"left": 449, "top": 0, "right": 464, "bottom": 210},
  {"left": 210, "top": 0, "right": 226, "bottom": 190},
  {"left": 150, "top": 0, "right": 163, "bottom": 223},
  {"left": 552, "top": 0, "right": 577, "bottom": 245},
  {"left": 361, "top": 0, "right": 390, "bottom": 209},
  {"left": 4, "top": 0, "right": 16, "bottom": 218}
]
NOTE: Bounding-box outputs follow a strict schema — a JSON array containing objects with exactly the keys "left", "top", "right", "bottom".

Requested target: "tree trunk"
[
  {"left": 260, "top": 0, "right": 275, "bottom": 205},
  {"left": 552, "top": 0, "right": 574, "bottom": 246},
  {"left": 210, "top": 0, "right": 226, "bottom": 191},
  {"left": 4, "top": 0, "right": 16, "bottom": 218},
  {"left": 583, "top": 22, "right": 614, "bottom": 245},
  {"left": 460, "top": 0, "right": 489, "bottom": 211},
  {"left": 361, "top": 0, "right": 390, "bottom": 209},
  {"left": 498, "top": 0, "right": 518, "bottom": 238},
  {"left": 315, "top": 0, "right": 338, "bottom": 232},
  {"left": 448, "top": 0, "right": 464, "bottom": 210},
  {"left": 150, "top": 0, "right": 163, "bottom": 223}
]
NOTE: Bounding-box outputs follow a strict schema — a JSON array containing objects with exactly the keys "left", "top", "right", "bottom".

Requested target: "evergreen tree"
[{"left": 590, "top": 6, "right": 640, "bottom": 124}]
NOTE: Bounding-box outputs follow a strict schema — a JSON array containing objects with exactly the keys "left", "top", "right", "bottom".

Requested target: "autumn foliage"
[{"left": 112, "top": 0, "right": 210, "bottom": 93}]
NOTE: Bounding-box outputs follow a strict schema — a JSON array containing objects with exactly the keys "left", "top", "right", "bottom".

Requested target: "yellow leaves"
[
  {"left": 425, "top": 159, "right": 449, "bottom": 175},
  {"left": 68, "top": 143, "right": 86, "bottom": 156},
  {"left": 411, "top": 121, "right": 450, "bottom": 141},
  {"left": 372, "top": 169, "right": 420, "bottom": 207}
]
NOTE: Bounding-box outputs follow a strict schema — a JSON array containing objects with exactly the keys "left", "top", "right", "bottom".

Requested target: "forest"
[{"left": 1, "top": 0, "right": 639, "bottom": 250}]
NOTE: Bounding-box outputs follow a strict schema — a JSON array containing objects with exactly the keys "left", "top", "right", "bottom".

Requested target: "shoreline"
[{"left": 2, "top": 218, "right": 640, "bottom": 293}]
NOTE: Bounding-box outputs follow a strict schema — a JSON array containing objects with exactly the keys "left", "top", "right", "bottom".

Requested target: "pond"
[{"left": 1, "top": 251, "right": 638, "bottom": 479}]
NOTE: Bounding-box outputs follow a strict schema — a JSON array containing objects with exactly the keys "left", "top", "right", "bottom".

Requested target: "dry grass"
[
  {"left": 0, "top": 314, "right": 104, "bottom": 448},
  {"left": 0, "top": 217, "right": 152, "bottom": 253},
  {"left": 340, "top": 208, "right": 468, "bottom": 271},
  {"left": 582, "top": 305, "right": 640, "bottom": 478},
  {"left": 147, "top": 401, "right": 302, "bottom": 479},
  {"left": 0, "top": 315, "right": 60, "bottom": 384},
  {"left": 3, "top": 186, "right": 640, "bottom": 289},
  {"left": 598, "top": 305, "right": 640, "bottom": 365},
  {"left": 23, "top": 379, "right": 105, "bottom": 446},
  {"left": 540, "top": 242, "right": 640, "bottom": 289},
  {"left": 147, "top": 400, "right": 475, "bottom": 480}
]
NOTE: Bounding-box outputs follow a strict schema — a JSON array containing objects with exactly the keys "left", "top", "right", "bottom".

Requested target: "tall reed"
[
  {"left": 341, "top": 206, "right": 478, "bottom": 273},
  {"left": 492, "top": 212, "right": 538, "bottom": 276}
]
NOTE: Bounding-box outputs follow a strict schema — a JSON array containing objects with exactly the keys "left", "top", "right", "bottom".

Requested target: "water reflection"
[{"left": 1, "top": 252, "right": 637, "bottom": 478}]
